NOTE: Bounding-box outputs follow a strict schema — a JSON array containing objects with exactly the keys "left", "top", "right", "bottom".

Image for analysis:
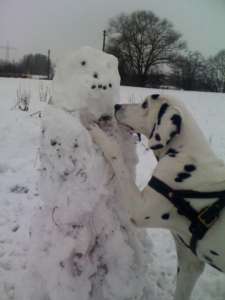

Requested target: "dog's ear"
[{"left": 148, "top": 104, "right": 182, "bottom": 150}]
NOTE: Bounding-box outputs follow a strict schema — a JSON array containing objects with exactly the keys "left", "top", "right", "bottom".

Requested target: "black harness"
[{"left": 148, "top": 176, "right": 225, "bottom": 255}]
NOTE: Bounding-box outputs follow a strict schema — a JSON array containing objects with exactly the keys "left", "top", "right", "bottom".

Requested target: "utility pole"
[
  {"left": 102, "top": 30, "right": 107, "bottom": 52},
  {"left": 47, "top": 49, "right": 51, "bottom": 80},
  {"left": 0, "top": 42, "right": 16, "bottom": 61}
]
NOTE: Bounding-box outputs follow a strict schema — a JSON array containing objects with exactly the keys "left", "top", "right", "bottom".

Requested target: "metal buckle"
[{"left": 198, "top": 207, "right": 218, "bottom": 228}]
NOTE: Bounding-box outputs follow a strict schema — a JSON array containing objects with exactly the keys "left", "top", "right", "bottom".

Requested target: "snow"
[{"left": 0, "top": 73, "right": 225, "bottom": 299}]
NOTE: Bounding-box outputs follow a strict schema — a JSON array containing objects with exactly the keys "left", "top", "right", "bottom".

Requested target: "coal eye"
[
  {"left": 142, "top": 100, "right": 148, "bottom": 109},
  {"left": 81, "top": 61, "right": 86, "bottom": 66},
  {"left": 93, "top": 72, "right": 98, "bottom": 78}
]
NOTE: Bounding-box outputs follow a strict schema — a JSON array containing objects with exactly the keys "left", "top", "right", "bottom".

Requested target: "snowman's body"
[{"left": 25, "top": 47, "right": 153, "bottom": 300}]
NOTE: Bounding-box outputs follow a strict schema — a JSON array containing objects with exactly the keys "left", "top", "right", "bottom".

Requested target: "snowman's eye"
[{"left": 81, "top": 61, "right": 86, "bottom": 66}]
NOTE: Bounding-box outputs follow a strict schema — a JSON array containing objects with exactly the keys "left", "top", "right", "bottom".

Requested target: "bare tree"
[
  {"left": 207, "top": 50, "right": 225, "bottom": 93},
  {"left": 106, "top": 10, "right": 186, "bottom": 85},
  {"left": 171, "top": 51, "right": 208, "bottom": 91}
]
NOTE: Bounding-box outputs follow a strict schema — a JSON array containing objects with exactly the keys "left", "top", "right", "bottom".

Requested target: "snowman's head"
[{"left": 53, "top": 47, "right": 120, "bottom": 119}]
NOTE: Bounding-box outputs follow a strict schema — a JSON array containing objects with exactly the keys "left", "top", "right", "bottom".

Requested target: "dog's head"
[{"left": 115, "top": 94, "right": 183, "bottom": 151}]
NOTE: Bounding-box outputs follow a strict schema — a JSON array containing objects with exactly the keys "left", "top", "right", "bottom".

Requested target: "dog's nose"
[{"left": 114, "top": 104, "right": 122, "bottom": 112}]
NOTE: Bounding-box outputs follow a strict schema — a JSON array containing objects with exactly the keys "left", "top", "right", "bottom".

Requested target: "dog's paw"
[{"left": 89, "top": 123, "right": 121, "bottom": 161}]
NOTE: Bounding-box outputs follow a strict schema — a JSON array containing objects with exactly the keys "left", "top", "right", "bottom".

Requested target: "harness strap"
[{"left": 148, "top": 176, "right": 225, "bottom": 255}]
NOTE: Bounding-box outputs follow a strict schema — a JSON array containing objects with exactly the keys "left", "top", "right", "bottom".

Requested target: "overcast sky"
[{"left": 0, "top": 0, "right": 225, "bottom": 62}]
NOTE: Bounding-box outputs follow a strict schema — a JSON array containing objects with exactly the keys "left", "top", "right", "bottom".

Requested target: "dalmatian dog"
[{"left": 89, "top": 94, "right": 225, "bottom": 300}]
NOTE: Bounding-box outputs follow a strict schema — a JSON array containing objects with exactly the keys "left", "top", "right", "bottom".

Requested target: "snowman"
[{"left": 24, "top": 47, "right": 153, "bottom": 300}]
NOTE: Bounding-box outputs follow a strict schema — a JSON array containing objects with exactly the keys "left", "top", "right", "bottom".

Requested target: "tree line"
[
  {"left": 0, "top": 53, "right": 54, "bottom": 79},
  {"left": 106, "top": 10, "right": 225, "bottom": 92}
]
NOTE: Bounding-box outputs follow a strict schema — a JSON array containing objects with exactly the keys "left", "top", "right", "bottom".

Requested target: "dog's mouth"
[
  {"left": 115, "top": 114, "right": 134, "bottom": 133},
  {"left": 120, "top": 123, "right": 134, "bottom": 133},
  {"left": 98, "top": 113, "right": 141, "bottom": 141},
  {"left": 115, "top": 117, "right": 141, "bottom": 140},
  {"left": 118, "top": 122, "right": 141, "bottom": 142}
]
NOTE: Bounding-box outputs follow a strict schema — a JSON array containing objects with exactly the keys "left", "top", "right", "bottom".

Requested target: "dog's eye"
[{"left": 142, "top": 100, "right": 148, "bottom": 109}]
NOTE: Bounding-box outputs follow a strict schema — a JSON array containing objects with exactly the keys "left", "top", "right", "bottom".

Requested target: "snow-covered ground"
[{"left": 0, "top": 77, "right": 225, "bottom": 299}]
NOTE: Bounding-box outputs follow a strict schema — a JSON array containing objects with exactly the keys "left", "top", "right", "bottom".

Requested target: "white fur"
[{"left": 90, "top": 94, "right": 225, "bottom": 300}]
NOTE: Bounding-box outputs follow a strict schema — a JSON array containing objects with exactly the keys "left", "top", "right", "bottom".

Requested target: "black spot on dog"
[
  {"left": 175, "top": 177, "right": 183, "bottom": 182},
  {"left": 184, "top": 164, "right": 196, "bottom": 172},
  {"left": 151, "top": 94, "right": 160, "bottom": 100},
  {"left": 166, "top": 148, "right": 179, "bottom": 157},
  {"left": 179, "top": 172, "right": 191, "bottom": 179},
  {"left": 166, "top": 132, "right": 176, "bottom": 145},
  {"left": 209, "top": 263, "right": 223, "bottom": 272},
  {"left": 177, "top": 234, "right": 190, "bottom": 249},
  {"left": 91, "top": 85, "right": 96, "bottom": 89},
  {"left": 161, "top": 213, "right": 170, "bottom": 220},
  {"left": 171, "top": 114, "right": 182, "bottom": 134},
  {"left": 145, "top": 216, "right": 151, "bottom": 220},
  {"left": 204, "top": 255, "right": 213, "bottom": 263},
  {"left": 155, "top": 133, "right": 161, "bottom": 141},
  {"left": 137, "top": 133, "right": 141, "bottom": 142},
  {"left": 158, "top": 103, "right": 169, "bottom": 125},
  {"left": 210, "top": 250, "right": 219, "bottom": 256},
  {"left": 142, "top": 100, "right": 148, "bottom": 109},
  {"left": 93, "top": 72, "right": 98, "bottom": 78},
  {"left": 150, "top": 144, "right": 164, "bottom": 150},
  {"left": 81, "top": 61, "right": 86, "bottom": 66},
  {"left": 149, "top": 123, "right": 156, "bottom": 139},
  {"left": 175, "top": 172, "right": 191, "bottom": 182},
  {"left": 166, "top": 114, "right": 182, "bottom": 144}
]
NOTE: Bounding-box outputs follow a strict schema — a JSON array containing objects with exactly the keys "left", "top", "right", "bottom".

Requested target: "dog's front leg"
[
  {"left": 173, "top": 236, "right": 205, "bottom": 300},
  {"left": 89, "top": 123, "right": 148, "bottom": 225}
]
